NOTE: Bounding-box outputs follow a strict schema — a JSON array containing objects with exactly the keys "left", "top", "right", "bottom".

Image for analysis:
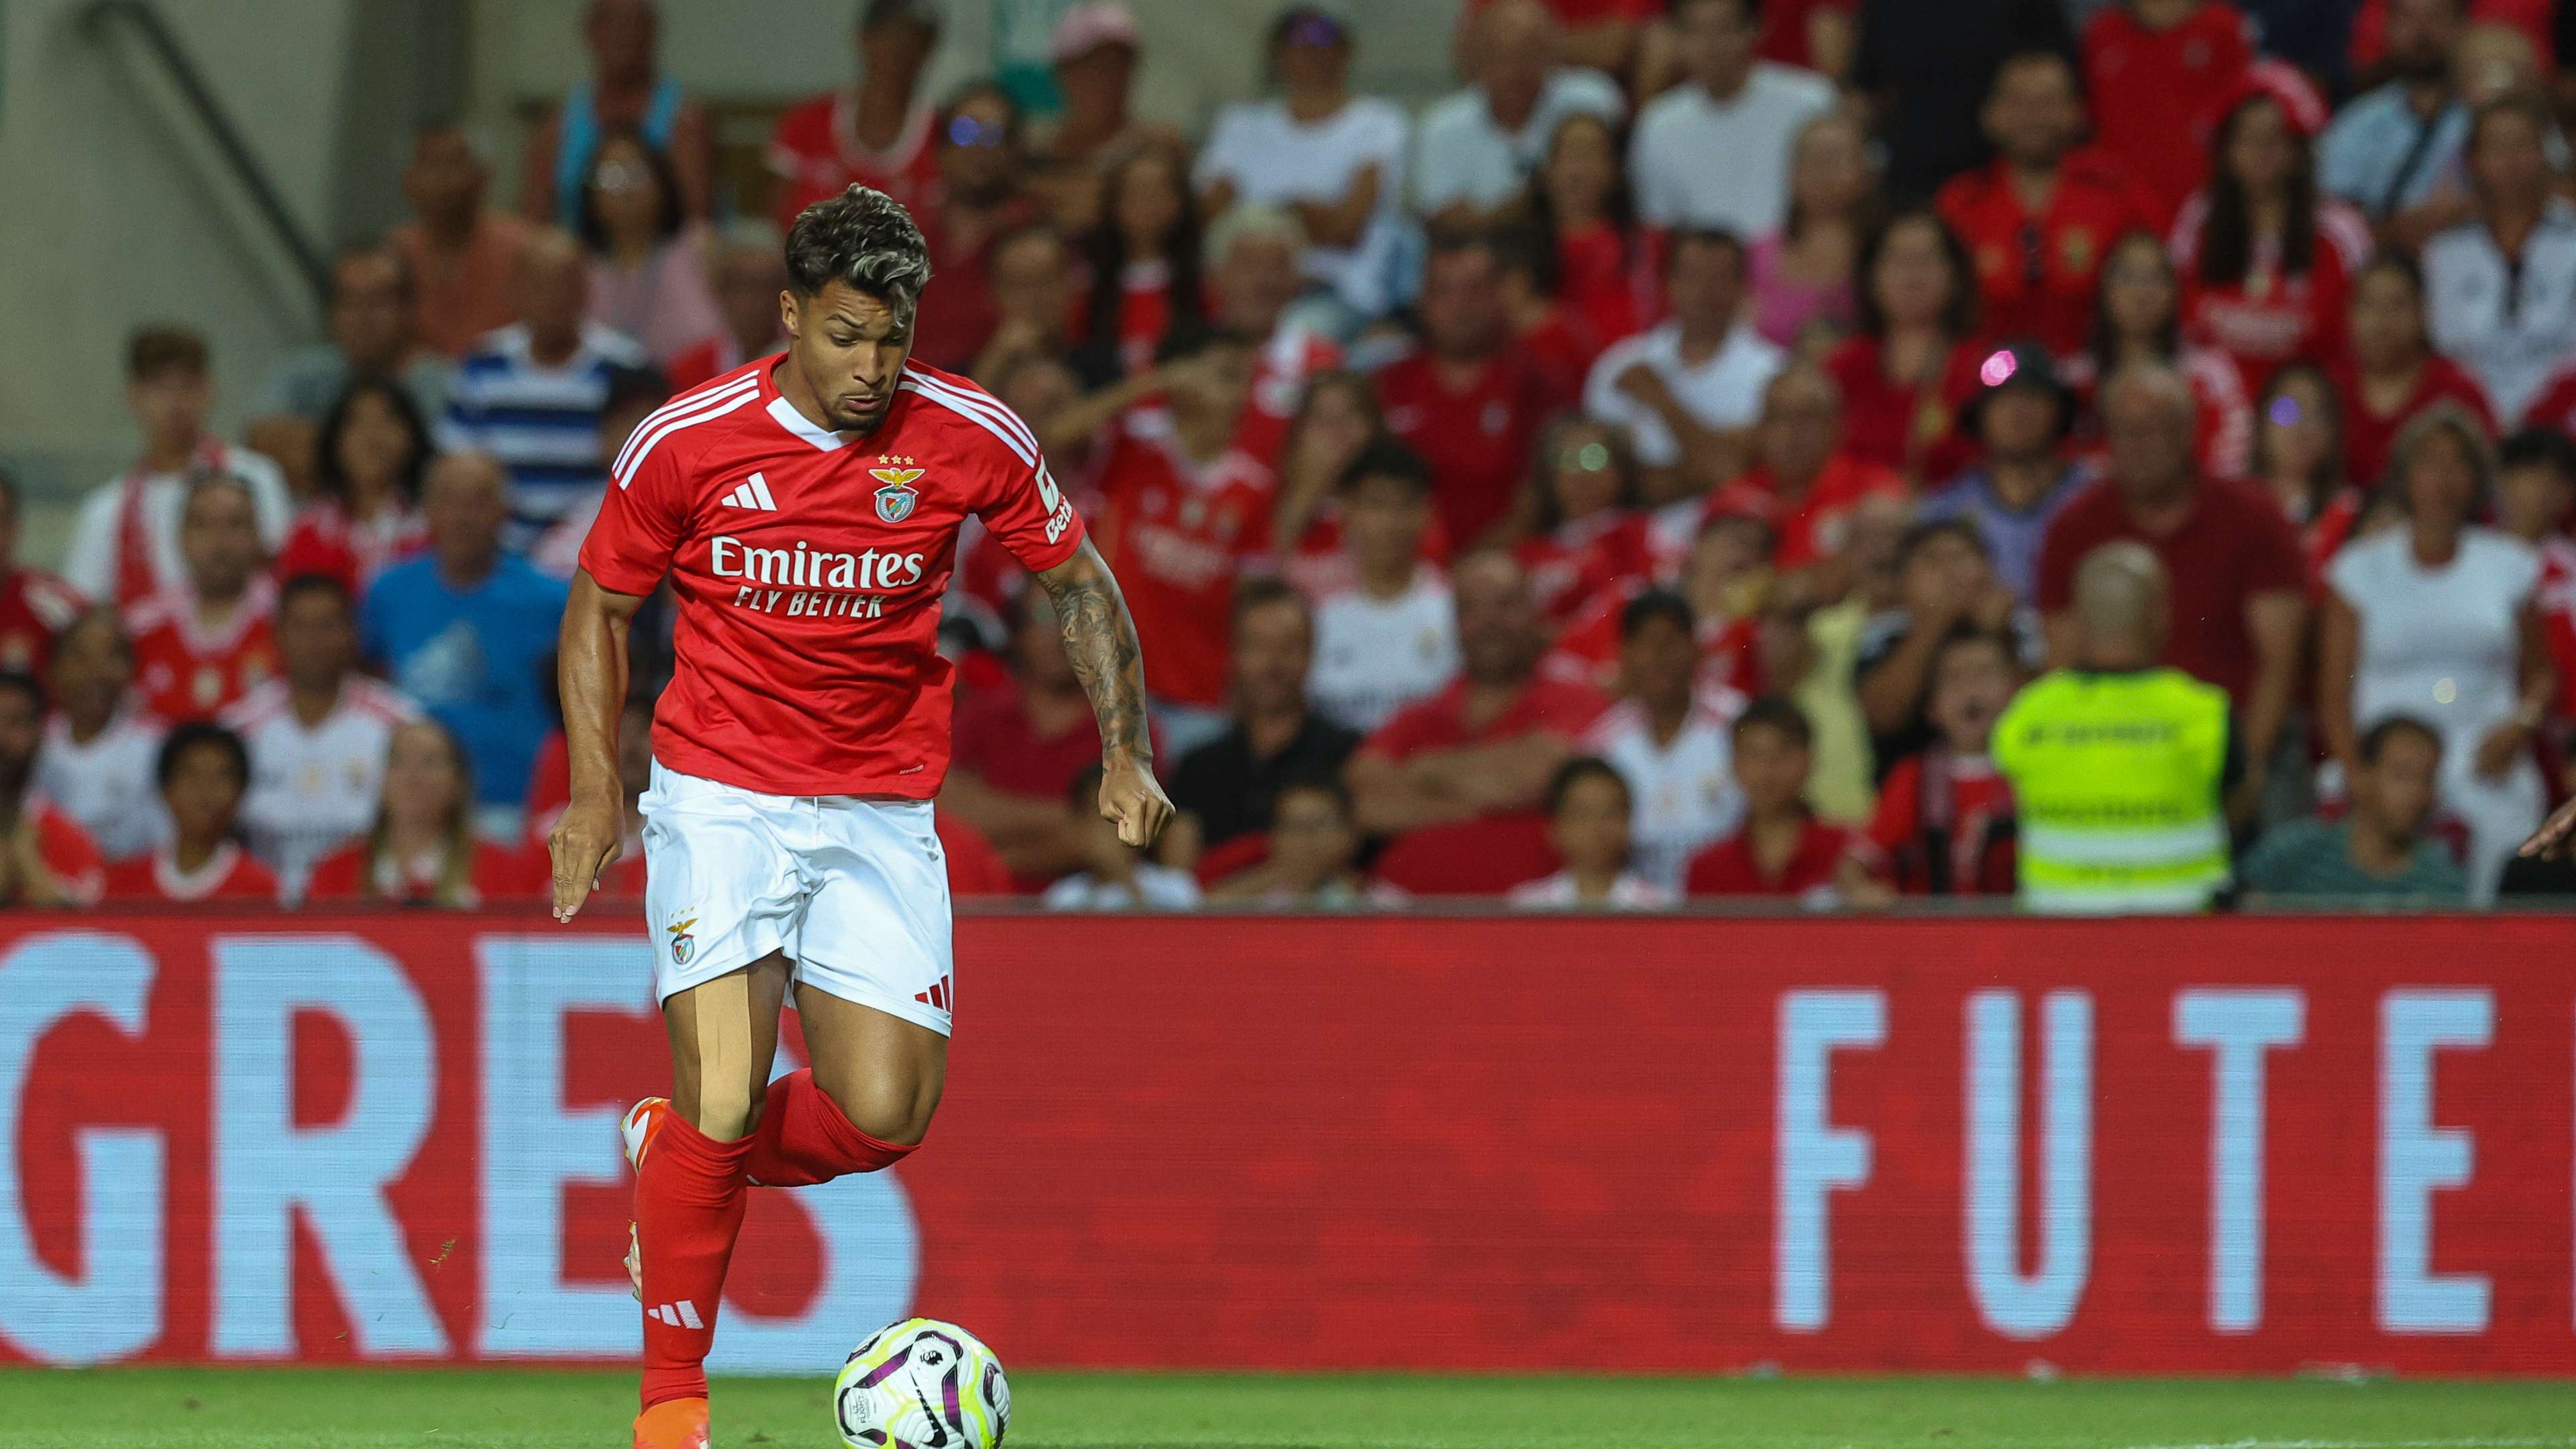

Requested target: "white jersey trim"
[
  {"left": 613, "top": 376, "right": 764, "bottom": 490},
  {"left": 610, "top": 373, "right": 760, "bottom": 480},
  {"left": 898, "top": 368, "right": 1041, "bottom": 467}
]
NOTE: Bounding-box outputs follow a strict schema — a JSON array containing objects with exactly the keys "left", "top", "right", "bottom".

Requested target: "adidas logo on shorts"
[{"left": 914, "top": 975, "right": 953, "bottom": 1012}]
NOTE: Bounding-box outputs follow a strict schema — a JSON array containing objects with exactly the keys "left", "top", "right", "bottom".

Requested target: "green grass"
[{"left": 0, "top": 1368, "right": 2572, "bottom": 1449}]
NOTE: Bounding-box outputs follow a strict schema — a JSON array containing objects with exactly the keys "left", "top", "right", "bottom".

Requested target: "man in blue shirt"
[
  {"left": 363, "top": 451, "right": 570, "bottom": 824},
  {"left": 2318, "top": 0, "right": 2467, "bottom": 225}
]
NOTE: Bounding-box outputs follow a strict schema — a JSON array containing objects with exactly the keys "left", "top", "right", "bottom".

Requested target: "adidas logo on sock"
[{"left": 648, "top": 1300, "right": 704, "bottom": 1330}]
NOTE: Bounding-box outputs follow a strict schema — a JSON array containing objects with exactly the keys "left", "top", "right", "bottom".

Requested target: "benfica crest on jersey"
[{"left": 871, "top": 463, "right": 923, "bottom": 523}]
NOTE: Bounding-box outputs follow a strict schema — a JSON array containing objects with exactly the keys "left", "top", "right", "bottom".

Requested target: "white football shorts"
[{"left": 639, "top": 760, "right": 955, "bottom": 1036}]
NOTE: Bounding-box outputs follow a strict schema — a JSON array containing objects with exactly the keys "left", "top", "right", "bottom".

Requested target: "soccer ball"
[{"left": 833, "top": 1318, "right": 1011, "bottom": 1448}]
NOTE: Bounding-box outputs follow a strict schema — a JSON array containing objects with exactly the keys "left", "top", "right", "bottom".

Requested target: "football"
[{"left": 833, "top": 1318, "right": 1011, "bottom": 1449}]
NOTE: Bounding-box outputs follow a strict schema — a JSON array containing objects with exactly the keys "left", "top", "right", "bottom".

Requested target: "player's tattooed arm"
[{"left": 1035, "top": 539, "right": 1174, "bottom": 846}]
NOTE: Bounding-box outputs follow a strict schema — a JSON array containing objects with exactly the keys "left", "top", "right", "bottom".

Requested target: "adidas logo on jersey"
[
  {"left": 723, "top": 473, "right": 780, "bottom": 511},
  {"left": 648, "top": 1300, "right": 704, "bottom": 1330}
]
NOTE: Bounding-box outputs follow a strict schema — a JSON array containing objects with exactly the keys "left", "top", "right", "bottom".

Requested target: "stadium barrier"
[{"left": 2, "top": 911, "right": 2571, "bottom": 1375}]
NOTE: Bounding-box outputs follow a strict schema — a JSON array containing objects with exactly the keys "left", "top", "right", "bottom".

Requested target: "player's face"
[
  {"left": 276, "top": 592, "right": 355, "bottom": 692},
  {"left": 163, "top": 743, "right": 245, "bottom": 847},
  {"left": 784, "top": 280, "right": 914, "bottom": 434},
  {"left": 180, "top": 483, "right": 264, "bottom": 599}
]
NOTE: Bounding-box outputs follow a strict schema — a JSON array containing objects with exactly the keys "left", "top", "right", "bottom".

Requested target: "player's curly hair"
[{"left": 784, "top": 184, "right": 933, "bottom": 317}]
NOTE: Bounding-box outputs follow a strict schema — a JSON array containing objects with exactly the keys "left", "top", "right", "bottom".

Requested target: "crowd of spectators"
[{"left": 9, "top": 0, "right": 2576, "bottom": 912}]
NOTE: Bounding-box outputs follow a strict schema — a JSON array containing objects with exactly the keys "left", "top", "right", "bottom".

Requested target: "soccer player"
[{"left": 549, "top": 185, "right": 1171, "bottom": 1449}]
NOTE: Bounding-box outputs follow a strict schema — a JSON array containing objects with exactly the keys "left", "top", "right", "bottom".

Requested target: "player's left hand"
[{"left": 1098, "top": 753, "right": 1175, "bottom": 849}]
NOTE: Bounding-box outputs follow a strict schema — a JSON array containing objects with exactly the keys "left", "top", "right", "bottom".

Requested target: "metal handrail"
[{"left": 79, "top": 0, "right": 331, "bottom": 305}]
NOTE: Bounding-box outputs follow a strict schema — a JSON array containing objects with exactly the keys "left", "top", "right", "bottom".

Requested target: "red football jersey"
[
  {"left": 0, "top": 567, "right": 85, "bottom": 678},
  {"left": 1851, "top": 751, "right": 2017, "bottom": 896},
  {"left": 103, "top": 843, "right": 280, "bottom": 904},
  {"left": 1937, "top": 151, "right": 2162, "bottom": 357},
  {"left": 123, "top": 578, "right": 280, "bottom": 724},
  {"left": 2330, "top": 356, "right": 2498, "bottom": 490},
  {"left": 2080, "top": 2, "right": 2256, "bottom": 226},
  {"left": 2169, "top": 193, "right": 2372, "bottom": 390},
  {"left": 2536, "top": 535, "right": 2576, "bottom": 720},
  {"left": 766, "top": 93, "right": 941, "bottom": 231},
  {"left": 1684, "top": 818, "right": 1855, "bottom": 898},
  {"left": 1375, "top": 349, "right": 1564, "bottom": 548},
  {"left": 1824, "top": 336, "right": 1989, "bottom": 485},
  {"left": 1517, "top": 510, "right": 1653, "bottom": 623},
  {"left": 1094, "top": 417, "right": 1276, "bottom": 708},
  {"left": 580, "top": 358, "right": 1085, "bottom": 798},
  {"left": 2514, "top": 358, "right": 2576, "bottom": 435}
]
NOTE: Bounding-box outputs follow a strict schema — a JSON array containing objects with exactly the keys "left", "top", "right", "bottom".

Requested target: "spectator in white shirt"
[
  {"left": 1195, "top": 5, "right": 1411, "bottom": 323},
  {"left": 64, "top": 327, "right": 294, "bottom": 609},
  {"left": 1414, "top": 0, "right": 1626, "bottom": 227},
  {"left": 1508, "top": 755, "right": 1676, "bottom": 908},
  {"left": 35, "top": 608, "right": 168, "bottom": 862},
  {"left": 223, "top": 574, "right": 421, "bottom": 899},
  {"left": 1584, "top": 229, "right": 1788, "bottom": 499},
  {"left": 1580, "top": 590, "right": 1746, "bottom": 892},
  {"left": 1042, "top": 763, "right": 1203, "bottom": 910},
  {"left": 2423, "top": 93, "right": 2576, "bottom": 423},
  {"left": 1306, "top": 440, "right": 1462, "bottom": 732},
  {"left": 1630, "top": 0, "right": 1837, "bottom": 238}
]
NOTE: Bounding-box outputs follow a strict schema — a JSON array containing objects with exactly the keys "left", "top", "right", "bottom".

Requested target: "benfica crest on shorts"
[
  {"left": 665, "top": 916, "right": 696, "bottom": 966},
  {"left": 871, "top": 462, "right": 924, "bottom": 523}
]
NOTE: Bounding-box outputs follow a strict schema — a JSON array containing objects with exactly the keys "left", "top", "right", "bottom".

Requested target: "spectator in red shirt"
[
  {"left": 2036, "top": 360, "right": 2308, "bottom": 777},
  {"left": 2334, "top": 250, "right": 2500, "bottom": 487},
  {"left": 1839, "top": 625, "right": 2022, "bottom": 902},
  {"left": 2495, "top": 428, "right": 2576, "bottom": 731},
  {"left": 1519, "top": 415, "right": 1654, "bottom": 623},
  {"left": 1348, "top": 551, "right": 1610, "bottom": 856},
  {"left": 2080, "top": 0, "right": 2256, "bottom": 227},
  {"left": 767, "top": 0, "right": 944, "bottom": 229},
  {"left": 0, "top": 468, "right": 85, "bottom": 679},
  {"left": 1937, "top": 48, "right": 2162, "bottom": 358},
  {"left": 2169, "top": 74, "right": 2374, "bottom": 392},
  {"left": 2065, "top": 230, "right": 2255, "bottom": 480},
  {"left": 1270, "top": 370, "right": 1390, "bottom": 595},
  {"left": 517, "top": 0, "right": 713, "bottom": 229},
  {"left": 1660, "top": 362, "right": 1906, "bottom": 578},
  {"left": 1826, "top": 209, "right": 1989, "bottom": 485},
  {"left": 1205, "top": 203, "right": 1344, "bottom": 467},
  {"left": 1520, "top": 111, "right": 1659, "bottom": 361},
  {"left": 1683, "top": 696, "right": 1854, "bottom": 898},
  {"left": 910, "top": 83, "right": 1044, "bottom": 372},
  {"left": 275, "top": 380, "right": 433, "bottom": 598},
  {"left": 125, "top": 474, "right": 280, "bottom": 725},
  {"left": 103, "top": 722, "right": 278, "bottom": 904},
  {"left": 966, "top": 225, "right": 1081, "bottom": 388},
  {"left": 2251, "top": 362, "right": 2371, "bottom": 580},
  {"left": 1375, "top": 232, "right": 1568, "bottom": 550},
  {"left": 305, "top": 718, "right": 527, "bottom": 907},
  {"left": 664, "top": 221, "right": 792, "bottom": 390},
  {"left": 0, "top": 672, "right": 106, "bottom": 908},
  {"left": 1079, "top": 146, "right": 1209, "bottom": 381}
]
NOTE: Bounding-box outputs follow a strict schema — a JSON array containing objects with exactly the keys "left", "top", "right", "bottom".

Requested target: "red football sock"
[
  {"left": 636, "top": 1112, "right": 753, "bottom": 1409},
  {"left": 742, "top": 1069, "right": 919, "bottom": 1187}
]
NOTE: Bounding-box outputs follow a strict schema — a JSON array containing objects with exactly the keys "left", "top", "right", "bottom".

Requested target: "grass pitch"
[{"left": 0, "top": 1368, "right": 2571, "bottom": 1449}]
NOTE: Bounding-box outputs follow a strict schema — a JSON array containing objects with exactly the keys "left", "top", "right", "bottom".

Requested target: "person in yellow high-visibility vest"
[{"left": 1992, "top": 540, "right": 2240, "bottom": 913}]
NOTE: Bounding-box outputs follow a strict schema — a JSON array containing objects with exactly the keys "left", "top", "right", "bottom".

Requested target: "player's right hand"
[{"left": 548, "top": 796, "right": 624, "bottom": 922}]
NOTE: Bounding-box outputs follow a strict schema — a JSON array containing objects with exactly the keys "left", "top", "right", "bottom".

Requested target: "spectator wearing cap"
[
  {"left": 2077, "top": 0, "right": 2255, "bottom": 227},
  {"left": 123, "top": 473, "right": 281, "bottom": 726},
  {"left": 1518, "top": 415, "right": 1655, "bottom": 624},
  {"left": 102, "top": 722, "right": 278, "bottom": 904},
  {"left": 36, "top": 609, "right": 168, "bottom": 863},
  {"left": 1305, "top": 439, "right": 1461, "bottom": 734},
  {"left": 1413, "top": 0, "right": 1625, "bottom": 229},
  {"left": 252, "top": 245, "right": 452, "bottom": 429},
  {"left": 2332, "top": 250, "right": 2498, "bottom": 488},
  {"left": 1652, "top": 362, "right": 1903, "bottom": 579},
  {"left": 442, "top": 228, "right": 651, "bottom": 542},
  {"left": 1848, "top": 0, "right": 2072, "bottom": 201},
  {"left": 1346, "top": 551, "right": 1611, "bottom": 892},
  {"left": 2320, "top": 405, "right": 2548, "bottom": 901},
  {"left": 0, "top": 672, "right": 106, "bottom": 908},
  {"left": 2171, "top": 70, "right": 2374, "bottom": 393},
  {"left": 1630, "top": 0, "right": 1837, "bottom": 241},
  {"left": 1854, "top": 517, "right": 2043, "bottom": 778},
  {"left": 1919, "top": 341, "right": 2091, "bottom": 603},
  {"left": 1838, "top": 625, "right": 2022, "bottom": 903},
  {"left": 519, "top": 0, "right": 711, "bottom": 229},
  {"left": 0, "top": 470, "right": 83, "bottom": 681},
  {"left": 391, "top": 124, "right": 534, "bottom": 358},
  {"left": 1169, "top": 581, "right": 1362, "bottom": 861},
  {"left": 1507, "top": 757, "right": 1676, "bottom": 908},
  {"left": 1933, "top": 48, "right": 2161, "bottom": 358},
  {"left": 64, "top": 327, "right": 294, "bottom": 610},
  {"left": 1195, "top": 5, "right": 1412, "bottom": 326},
  {"left": 768, "top": 0, "right": 946, "bottom": 229},
  {"left": 665, "top": 219, "right": 792, "bottom": 390},
  {"left": 1079, "top": 146, "right": 1210, "bottom": 380},
  {"left": 1747, "top": 109, "right": 1873, "bottom": 351},
  {"left": 275, "top": 379, "right": 435, "bottom": 598},
  {"left": 1028, "top": 3, "right": 1189, "bottom": 234},
  {"left": 1823, "top": 210, "right": 1991, "bottom": 486},
  {"left": 2423, "top": 93, "right": 2576, "bottom": 425},
  {"left": 2036, "top": 361, "right": 2306, "bottom": 784},
  {"left": 1681, "top": 696, "right": 1854, "bottom": 900},
  {"left": 910, "top": 82, "right": 1044, "bottom": 372},
  {"left": 2320, "top": 0, "right": 2476, "bottom": 231},
  {"left": 577, "top": 128, "right": 723, "bottom": 370},
  {"left": 2240, "top": 715, "right": 2467, "bottom": 902},
  {"left": 2064, "top": 230, "right": 2254, "bottom": 481},
  {"left": 1584, "top": 230, "right": 1786, "bottom": 503},
  {"left": 1374, "top": 231, "right": 1569, "bottom": 550},
  {"left": 1578, "top": 590, "right": 1748, "bottom": 892}
]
